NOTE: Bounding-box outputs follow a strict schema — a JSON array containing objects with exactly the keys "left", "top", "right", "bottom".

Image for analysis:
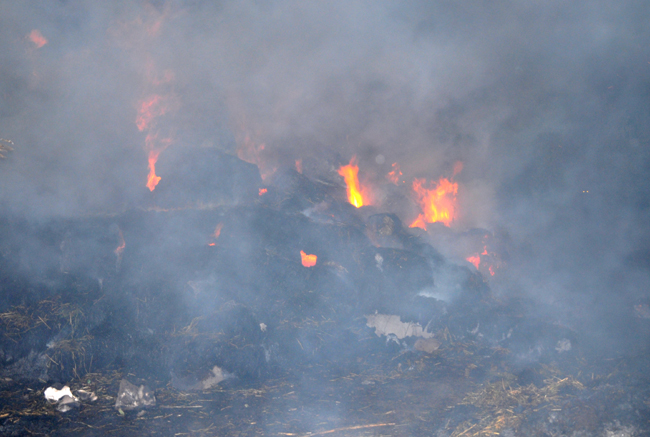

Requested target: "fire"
[
  {"left": 137, "top": 95, "right": 175, "bottom": 191},
  {"left": 28, "top": 30, "right": 47, "bottom": 48},
  {"left": 387, "top": 163, "right": 403, "bottom": 185},
  {"left": 467, "top": 245, "right": 500, "bottom": 276},
  {"left": 410, "top": 177, "right": 458, "bottom": 229},
  {"left": 466, "top": 254, "right": 480, "bottom": 270},
  {"left": 338, "top": 156, "right": 368, "bottom": 208},
  {"left": 259, "top": 188, "right": 267, "bottom": 196},
  {"left": 213, "top": 223, "right": 223, "bottom": 239},
  {"left": 146, "top": 150, "right": 162, "bottom": 191},
  {"left": 295, "top": 159, "right": 303, "bottom": 174},
  {"left": 207, "top": 223, "right": 223, "bottom": 247},
  {"left": 300, "top": 250, "right": 317, "bottom": 268}
]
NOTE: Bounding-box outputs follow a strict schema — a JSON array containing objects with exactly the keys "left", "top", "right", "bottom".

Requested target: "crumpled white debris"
[
  {"left": 44, "top": 385, "right": 85, "bottom": 412},
  {"left": 365, "top": 314, "right": 434, "bottom": 340},
  {"left": 44, "top": 385, "right": 76, "bottom": 403}
]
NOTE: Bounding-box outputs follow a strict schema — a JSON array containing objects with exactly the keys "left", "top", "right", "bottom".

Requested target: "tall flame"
[
  {"left": 137, "top": 94, "right": 175, "bottom": 191},
  {"left": 338, "top": 156, "right": 367, "bottom": 208},
  {"left": 410, "top": 177, "right": 458, "bottom": 229},
  {"left": 146, "top": 150, "right": 162, "bottom": 191}
]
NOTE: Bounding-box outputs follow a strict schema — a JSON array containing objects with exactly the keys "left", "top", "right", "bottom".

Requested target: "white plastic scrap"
[
  {"left": 44, "top": 386, "right": 81, "bottom": 413},
  {"left": 44, "top": 386, "right": 77, "bottom": 403}
]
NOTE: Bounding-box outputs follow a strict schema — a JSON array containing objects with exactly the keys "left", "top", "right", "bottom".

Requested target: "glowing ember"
[
  {"left": 213, "top": 223, "right": 223, "bottom": 239},
  {"left": 300, "top": 250, "right": 317, "bottom": 268},
  {"left": 338, "top": 156, "right": 368, "bottom": 208},
  {"left": 387, "top": 163, "right": 403, "bottom": 185},
  {"left": 259, "top": 188, "right": 267, "bottom": 196},
  {"left": 28, "top": 30, "right": 47, "bottom": 48},
  {"left": 295, "top": 159, "right": 303, "bottom": 174},
  {"left": 489, "top": 266, "right": 495, "bottom": 276},
  {"left": 410, "top": 177, "right": 458, "bottom": 229},
  {"left": 466, "top": 254, "right": 480, "bottom": 270},
  {"left": 146, "top": 150, "right": 161, "bottom": 191}
]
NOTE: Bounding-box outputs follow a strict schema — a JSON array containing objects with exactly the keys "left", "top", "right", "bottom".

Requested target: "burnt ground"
[{"left": 0, "top": 165, "right": 649, "bottom": 436}]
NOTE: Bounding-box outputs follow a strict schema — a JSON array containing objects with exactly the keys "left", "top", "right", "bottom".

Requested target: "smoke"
[{"left": 1, "top": 0, "right": 649, "bottom": 358}]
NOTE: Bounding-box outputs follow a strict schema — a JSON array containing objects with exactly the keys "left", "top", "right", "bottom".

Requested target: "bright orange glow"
[
  {"left": 338, "top": 156, "right": 368, "bottom": 208},
  {"left": 300, "top": 250, "right": 317, "bottom": 267},
  {"left": 213, "top": 223, "right": 223, "bottom": 239},
  {"left": 259, "top": 188, "right": 267, "bottom": 196},
  {"left": 146, "top": 150, "right": 161, "bottom": 191},
  {"left": 409, "top": 177, "right": 458, "bottom": 229},
  {"left": 466, "top": 254, "right": 480, "bottom": 270},
  {"left": 208, "top": 243, "right": 216, "bottom": 246},
  {"left": 295, "top": 159, "right": 303, "bottom": 174},
  {"left": 28, "top": 30, "right": 47, "bottom": 48},
  {"left": 387, "top": 163, "right": 403, "bottom": 185}
]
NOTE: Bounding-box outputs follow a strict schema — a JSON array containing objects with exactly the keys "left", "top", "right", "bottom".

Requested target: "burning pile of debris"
[{"left": 0, "top": 149, "right": 648, "bottom": 436}]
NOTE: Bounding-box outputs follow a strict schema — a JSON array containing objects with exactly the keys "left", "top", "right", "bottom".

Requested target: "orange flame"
[
  {"left": 295, "top": 159, "right": 303, "bottom": 174},
  {"left": 338, "top": 156, "right": 368, "bottom": 208},
  {"left": 300, "top": 250, "right": 317, "bottom": 268},
  {"left": 466, "top": 254, "right": 480, "bottom": 270},
  {"left": 387, "top": 163, "right": 403, "bottom": 185},
  {"left": 410, "top": 177, "right": 458, "bottom": 229},
  {"left": 259, "top": 188, "right": 267, "bottom": 196},
  {"left": 28, "top": 30, "right": 47, "bottom": 48},
  {"left": 138, "top": 94, "right": 175, "bottom": 191},
  {"left": 146, "top": 150, "right": 161, "bottom": 191},
  {"left": 213, "top": 223, "right": 223, "bottom": 239}
]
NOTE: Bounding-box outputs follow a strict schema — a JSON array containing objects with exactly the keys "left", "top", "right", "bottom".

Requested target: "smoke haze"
[{"left": 1, "top": 0, "right": 650, "bottom": 351}]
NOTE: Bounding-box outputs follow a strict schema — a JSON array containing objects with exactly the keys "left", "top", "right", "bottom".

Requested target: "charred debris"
[{"left": 0, "top": 149, "right": 648, "bottom": 436}]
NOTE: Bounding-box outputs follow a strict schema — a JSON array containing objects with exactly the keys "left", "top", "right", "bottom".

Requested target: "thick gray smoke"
[{"left": 1, "top": 0, "right": 649, "bottom": 350}]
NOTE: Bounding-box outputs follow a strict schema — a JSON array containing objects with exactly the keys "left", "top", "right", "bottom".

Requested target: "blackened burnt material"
[{"left": 151, "top": 147, "right": 262, "bottom": 208}]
